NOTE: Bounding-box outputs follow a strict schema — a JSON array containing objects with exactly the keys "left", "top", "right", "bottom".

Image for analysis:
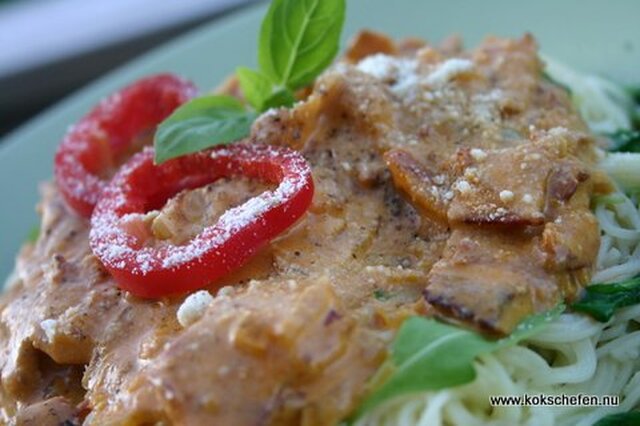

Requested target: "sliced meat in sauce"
[
  {"left": 0, "top": 33, "right": 602, "bottom": 424},
  {"left": 416, "top": 131, "right": 598, "bottom": 333}
]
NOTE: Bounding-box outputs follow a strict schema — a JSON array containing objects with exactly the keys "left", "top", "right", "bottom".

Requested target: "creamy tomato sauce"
[{"left": 0, "top": 32, "right": 602, "bottom": 425}]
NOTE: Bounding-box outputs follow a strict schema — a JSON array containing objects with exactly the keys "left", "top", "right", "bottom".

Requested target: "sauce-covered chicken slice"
[
  {"left": 349, "top": 35, "right": 601, "bottom": 334},
  {"left": 390, "top": 129, "right": 600, "bottom": 333},
  {"left": 0, "top": 31, "right": 602, "bottom": 424}
]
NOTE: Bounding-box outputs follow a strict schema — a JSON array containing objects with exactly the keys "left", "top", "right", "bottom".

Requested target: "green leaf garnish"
[
  {"left": 593, "top": 411, "right": 640, "bottom": 426},
  {"left": 236, "top": 67, "right": 277, "bottom": 111},
  {"left": 572, "top": 276, "right": 640, "bottom": 322},
  {"left": 609, "top": 129, "right": 640, "bottom": 152},
  {"left": 348, "top": 304, "right": 564, "bottom": 422},
  {"left": 628, "top": 85, "right": 640, "bottom": 104},
  {"left": 154, "top": 0, "right": 346, "bottom": 163},
  {"left": 261, "top": 87, "right": 297, "bottom": 110},
  {"left": 154, "top": 96, "right": 257, "bottom": 163},
  {"left": 259, "top": 0, "right": 346, "bottom": 90}
]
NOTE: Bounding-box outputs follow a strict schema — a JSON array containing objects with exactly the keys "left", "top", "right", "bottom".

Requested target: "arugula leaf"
[
  {"left": 628, "top": 85, "right": 640, "bottom": 104},
  {"left": 349, "top": 305, "right": 564, "bottom": 421},
  {"left": 594, "top": 411, "right": 640, "bottom": 426},
  {"left": 609, "top": 129, "right": 640, "bottom": 152},
  {"left": 154, "top": 96, "right": 257, "bottom": 163},
  {"left": 259, "top": 0, "right": 346, "bottom": 90},
  {"left": 572, "top": 276, "right": 640, "bottom": 322}
]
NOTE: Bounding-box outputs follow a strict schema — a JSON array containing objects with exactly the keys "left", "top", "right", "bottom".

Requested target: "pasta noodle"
[{"left": 357, "top": 190, "right": 640, "bottom": 426}]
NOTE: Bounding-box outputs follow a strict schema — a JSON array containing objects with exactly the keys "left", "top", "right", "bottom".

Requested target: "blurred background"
[{"left": 0, "top": 0, "right": 262, "bottom": 138}]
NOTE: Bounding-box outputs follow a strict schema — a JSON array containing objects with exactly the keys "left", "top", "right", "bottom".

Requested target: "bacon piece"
[
  {"left": 384, "top": 149, "right": 450, "bottom": 225},
  {"left": 343, "top": 30, "right": 397, "bottom": 63}
]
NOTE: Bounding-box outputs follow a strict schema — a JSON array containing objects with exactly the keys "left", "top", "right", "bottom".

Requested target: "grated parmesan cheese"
[
  {"left": 356, "top": 53, "right": 419, "bottom": 96},
  {"left": 548, "top": 126, "right": 570, "bottom": 137},
  {"left": 356, "top": 53, "right": 397, "bottom": 79},
  {"left": 470, "top": 148, "right": 488, "bottom": 161},
  {"left": 455, "top": 180, "right": 472, "bottom": 194},
  {"left": 217, "top": 286, "right": 235, "bottom": 298},
  {"left": 177, "top": 290, "right": 214, "bottom": 327},
  {"left": 40, "top": 319, "right": 58, "bottom": 342},
  {"left": 499, "top": 190, "right": 515, "bottom": 203},
  {"left": 425, "top": 58, "right": 474, "bottom": 86}
]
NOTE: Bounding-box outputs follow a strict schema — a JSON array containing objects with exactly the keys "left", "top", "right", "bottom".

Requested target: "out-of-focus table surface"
[{"left": 0, "top": 0, "right": 259, "bottom": 136}]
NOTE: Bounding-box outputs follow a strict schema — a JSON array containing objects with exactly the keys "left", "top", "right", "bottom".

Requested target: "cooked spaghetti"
[
  {"left": 356, "top": 63, "right": 640, "bottom": 426},
  {"left": 357, "top": 189, "right": 640, "bottom": 426}
]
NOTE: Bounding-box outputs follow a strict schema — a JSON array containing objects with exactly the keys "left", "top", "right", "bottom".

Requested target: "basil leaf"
[
  {"left": 572, "top": 276, "right": 640, "bottom": 322},
  {"left": 349, "top": 305, "right": 564, "bottom": 421},
  {"left": 236, "top": 67, "right": 295, "bottom": 112},
  {"left": 236, "top": 66, "right": 274, "bottom": 111},
  {"left": 259, "top": 0, "right": 346, "bottom": 90},
  {"left": 155, "top": 0, "right": 348, "bottom": 159},
  {"left": 609, "top": 129, "right": 640, "bottom": 152},
  {"left": 594, "top": 412, "right": 640, "bottom": 426},
  {"left": 262, "top": 87, "right": 296, "bottom": 110},
  {"left": 154, "top": 96, "right": 257, "bottom": 164}
]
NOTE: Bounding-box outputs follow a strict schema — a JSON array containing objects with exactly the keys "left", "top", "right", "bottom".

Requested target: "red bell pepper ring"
[
  {"left": 54, "top": 74, "right": 197, "bottom": 218},
  {"left": 89, "top": 143, "right": 314, "bottom": 298}
]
